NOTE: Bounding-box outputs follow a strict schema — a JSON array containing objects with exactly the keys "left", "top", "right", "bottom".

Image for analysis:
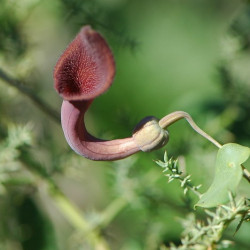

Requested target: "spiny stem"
[{"left": 159, "top": 111, "right": 222, "bottom": 148}]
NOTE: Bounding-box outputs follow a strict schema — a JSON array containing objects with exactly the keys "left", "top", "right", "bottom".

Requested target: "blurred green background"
[{"left": 0, "top": 0, "right": 250, "bottom": 249}]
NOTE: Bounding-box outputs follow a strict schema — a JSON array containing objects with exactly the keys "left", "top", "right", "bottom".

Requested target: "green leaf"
[{"left": 195, "top": 143, "right": 250, "bottom": 208}]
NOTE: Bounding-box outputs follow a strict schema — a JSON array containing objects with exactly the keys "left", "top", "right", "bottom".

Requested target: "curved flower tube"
[
  {"left": 54, "top": 26, "right": 222, "bottom": 161},
  {"left": 54, "top": 26, "right": 169, "bottom": 160}
]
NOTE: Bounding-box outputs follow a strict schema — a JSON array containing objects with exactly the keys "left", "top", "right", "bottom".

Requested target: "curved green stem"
[
  {"left": 159, "top": 111, "right": 250, "bottom": 183},
  {"left": 159, "top": 111, "right": 222, "bottom": 148}
]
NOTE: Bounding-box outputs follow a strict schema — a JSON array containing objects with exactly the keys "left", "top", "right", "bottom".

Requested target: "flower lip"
[{"left": 54, "top": 25, "right": 116, "bottom": 101}]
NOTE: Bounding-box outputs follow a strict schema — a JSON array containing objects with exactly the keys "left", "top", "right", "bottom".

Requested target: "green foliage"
[
  {"left": 0, "top": 0, "right": 27, "bottom": 58},
  {"left": 170, "top": 197, "right": 249, "bottom": 250},
  {"left": 0, "top": 124, "right": 32, "bottom": 194},
  {"left": 156, "top": 152, "right": 250, "bottom": 249},
  {"left": 16, "top": 196, "right": 58, "bottom": 250},
  {"left": 196, "top": 144, "right": 250, "bottom": 208},
  {"left": 58, "top": 0, "right": 138, "bottom": 51},
  {"left": 0, "top": 124, "right": 58, "bottom": 250},
  {"left": 0, "top": 1, "right": 250, "bottom": 249}
]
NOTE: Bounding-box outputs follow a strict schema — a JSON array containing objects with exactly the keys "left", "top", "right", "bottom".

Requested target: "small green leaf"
[{"left": 195, "top": 143, "right": 250, "bottom": 208}]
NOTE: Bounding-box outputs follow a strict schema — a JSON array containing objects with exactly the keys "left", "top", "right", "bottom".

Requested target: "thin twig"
[
  {"left": 159, "top": 111, "right": 222, "bottom": 148},
  {"left": 0, "top": 67, "right": 60, "bottom": 123},
  {"left": 241, "top": 165, "right": 250, "bottom": 183},
  {"left": 49, "top": 184, "right": 110, "bottom": 249},
  {"left": 159, "top": 111, "right": 250, "bottom": 183}
]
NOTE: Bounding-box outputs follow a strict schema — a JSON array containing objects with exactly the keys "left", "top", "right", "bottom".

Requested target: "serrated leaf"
[{"left": 195, "top": 143, "right": 250, "bottom": 208}]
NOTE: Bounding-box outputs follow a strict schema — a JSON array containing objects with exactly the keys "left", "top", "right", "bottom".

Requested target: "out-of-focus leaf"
[
  {"left": 195, "top": 143, "right": 250, "bottom": 208},
  {"left": 17, "top": 196, "right": 58, "bottom": 250}
]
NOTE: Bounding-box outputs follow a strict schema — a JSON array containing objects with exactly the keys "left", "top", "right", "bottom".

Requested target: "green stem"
[
  {"left": 48, "top": 182, "right": 110, "bottom": 250},
  {"left": 159, "top": 111, "right": 250, "bottom": 183},
  {"left": 49, "top": 184, "right": 90, "bottom": 231},
  {"left": 96, "top": 197, "right": 128, "bottom": 229},
  {"left": 241, "top": 165, "right": 250, "bottom": 183},
  {"left": 0, "top": 67, "right": 60, "bottom": 123},
  {"left": 159, "top": 111, "right": 222, "bottom": 148}
]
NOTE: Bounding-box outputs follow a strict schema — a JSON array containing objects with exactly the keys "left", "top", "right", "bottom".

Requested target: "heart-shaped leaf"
[{"left": 195, "top": 143, "right": 250, "bottom": 208}]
